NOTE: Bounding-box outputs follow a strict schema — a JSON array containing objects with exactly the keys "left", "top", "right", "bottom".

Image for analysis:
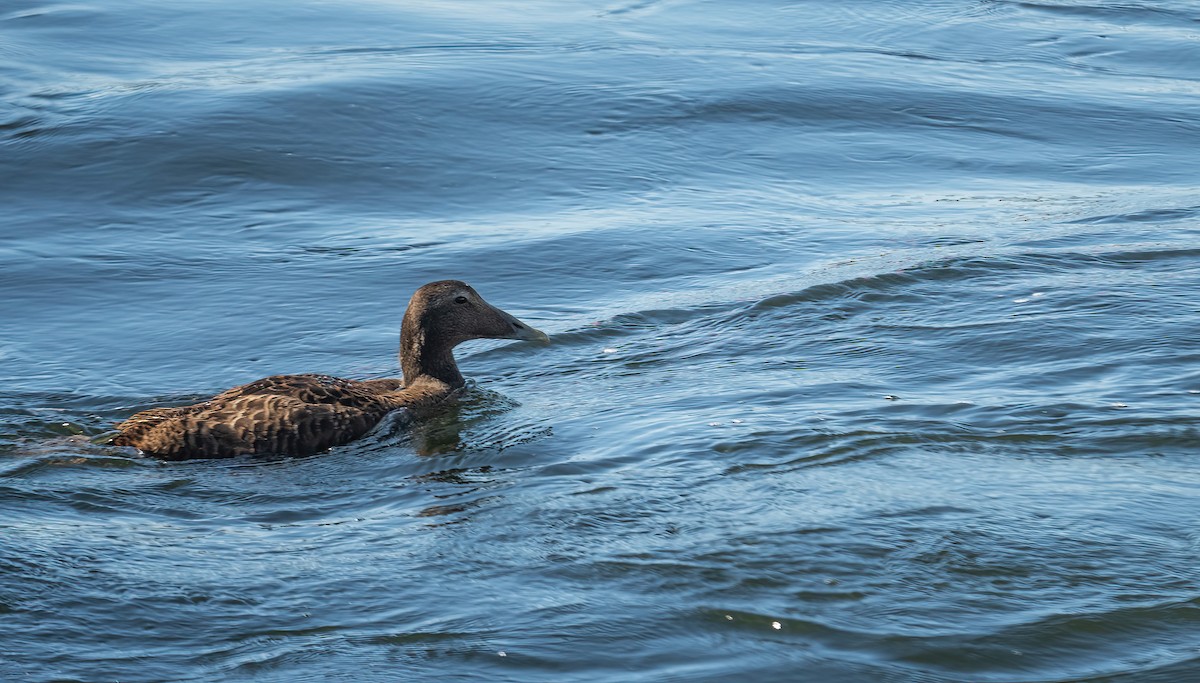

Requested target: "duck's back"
[{"left": 113, "top": 374, "right": 407, "bottom": 460}]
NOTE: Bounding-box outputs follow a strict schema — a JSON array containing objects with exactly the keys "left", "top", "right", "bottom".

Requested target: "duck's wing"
[
  {"left": 210, "top": 373, "right": 402, "bottom": 407},
  {"left": 113, "top": 404, "right": 205, "bottom": 447},
  {"left": 122, "top": 394, "right": 389, "bottom": 460},
  {"left": 356, "top": 378, "right": 406, "bottom": 393},
  {"left": 114, "top": 374, "right": 406, "bottom": 459}
]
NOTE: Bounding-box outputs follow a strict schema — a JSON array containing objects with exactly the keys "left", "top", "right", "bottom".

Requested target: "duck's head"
[{"left": 400, "top": 280, "right": 548, "bottom": 385}]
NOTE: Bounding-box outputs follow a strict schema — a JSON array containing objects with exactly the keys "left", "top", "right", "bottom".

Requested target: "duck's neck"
[{"left": 400, "top": 324, "right": 465, "bottom": 389}]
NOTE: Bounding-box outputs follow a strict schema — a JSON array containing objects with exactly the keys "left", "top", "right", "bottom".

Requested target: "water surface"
[{"left": 3, "top": 0, "right": 1200, "bottom": 681}]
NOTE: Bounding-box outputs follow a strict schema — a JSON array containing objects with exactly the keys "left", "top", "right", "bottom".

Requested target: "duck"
[{"left": 112, "top": 280, "right": 548, "bottom": 460}]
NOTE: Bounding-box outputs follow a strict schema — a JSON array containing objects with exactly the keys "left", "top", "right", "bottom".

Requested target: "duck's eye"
[{"left": 454, "top": 296, "right": 468, "bottom": 304}]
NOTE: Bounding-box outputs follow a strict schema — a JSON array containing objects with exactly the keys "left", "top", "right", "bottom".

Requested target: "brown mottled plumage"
[{"left": 112, "top": 281, "right": 548, "bottom": 460}]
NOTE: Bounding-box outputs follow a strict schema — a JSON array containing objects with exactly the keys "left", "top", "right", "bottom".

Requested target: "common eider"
[{"left": 112, "top": 280, "right": 548, "bottom": 460}]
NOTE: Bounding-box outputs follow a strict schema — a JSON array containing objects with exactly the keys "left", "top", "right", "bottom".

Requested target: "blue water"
[{"left": 3, "top": 0, "right": 1200, "bottom": 681}]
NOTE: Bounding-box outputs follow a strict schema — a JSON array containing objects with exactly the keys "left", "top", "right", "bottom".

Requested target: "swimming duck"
[{"left": 112, "top": 280, "right": 547, "bottom": 460}]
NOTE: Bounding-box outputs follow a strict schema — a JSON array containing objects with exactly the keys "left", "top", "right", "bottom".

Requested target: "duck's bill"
[
  {"left": 510, "top": 320, "right": 550, "bottom": 343},
  {"left": 493, "top": 306, "right": 550, "bottom": 343}
]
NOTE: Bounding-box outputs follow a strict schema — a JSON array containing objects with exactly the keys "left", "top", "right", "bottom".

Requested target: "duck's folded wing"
[
  {"left": 211, "top": 374, "right": 399, "bottom": 407},
  {"left": 116, "top": 393, "right": 389, "bottom": 460},
  {"left": 114, "top": 374, "right": 409, "bottom": 459}
]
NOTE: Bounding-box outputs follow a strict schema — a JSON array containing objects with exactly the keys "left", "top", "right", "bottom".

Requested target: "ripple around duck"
[
  {"left": 742, "top": 246, "right": 1198, "bottom": 317},
  {"left": 1069, "top": 205, "right": 1200, "bottom": 224},
  {"left": 523, "top": 237, "right": 1195, "bottom": 368},
  {"left": 884, "top": 598, "right": 1200, "bottom": 678},
  {"left": 0, "top": 450, "right": 146, "bottom": 479}
]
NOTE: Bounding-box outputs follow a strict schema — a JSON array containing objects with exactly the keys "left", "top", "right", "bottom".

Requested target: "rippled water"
[{"left": 3, "top": 0, "right": 1200, "bottom": 680}]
